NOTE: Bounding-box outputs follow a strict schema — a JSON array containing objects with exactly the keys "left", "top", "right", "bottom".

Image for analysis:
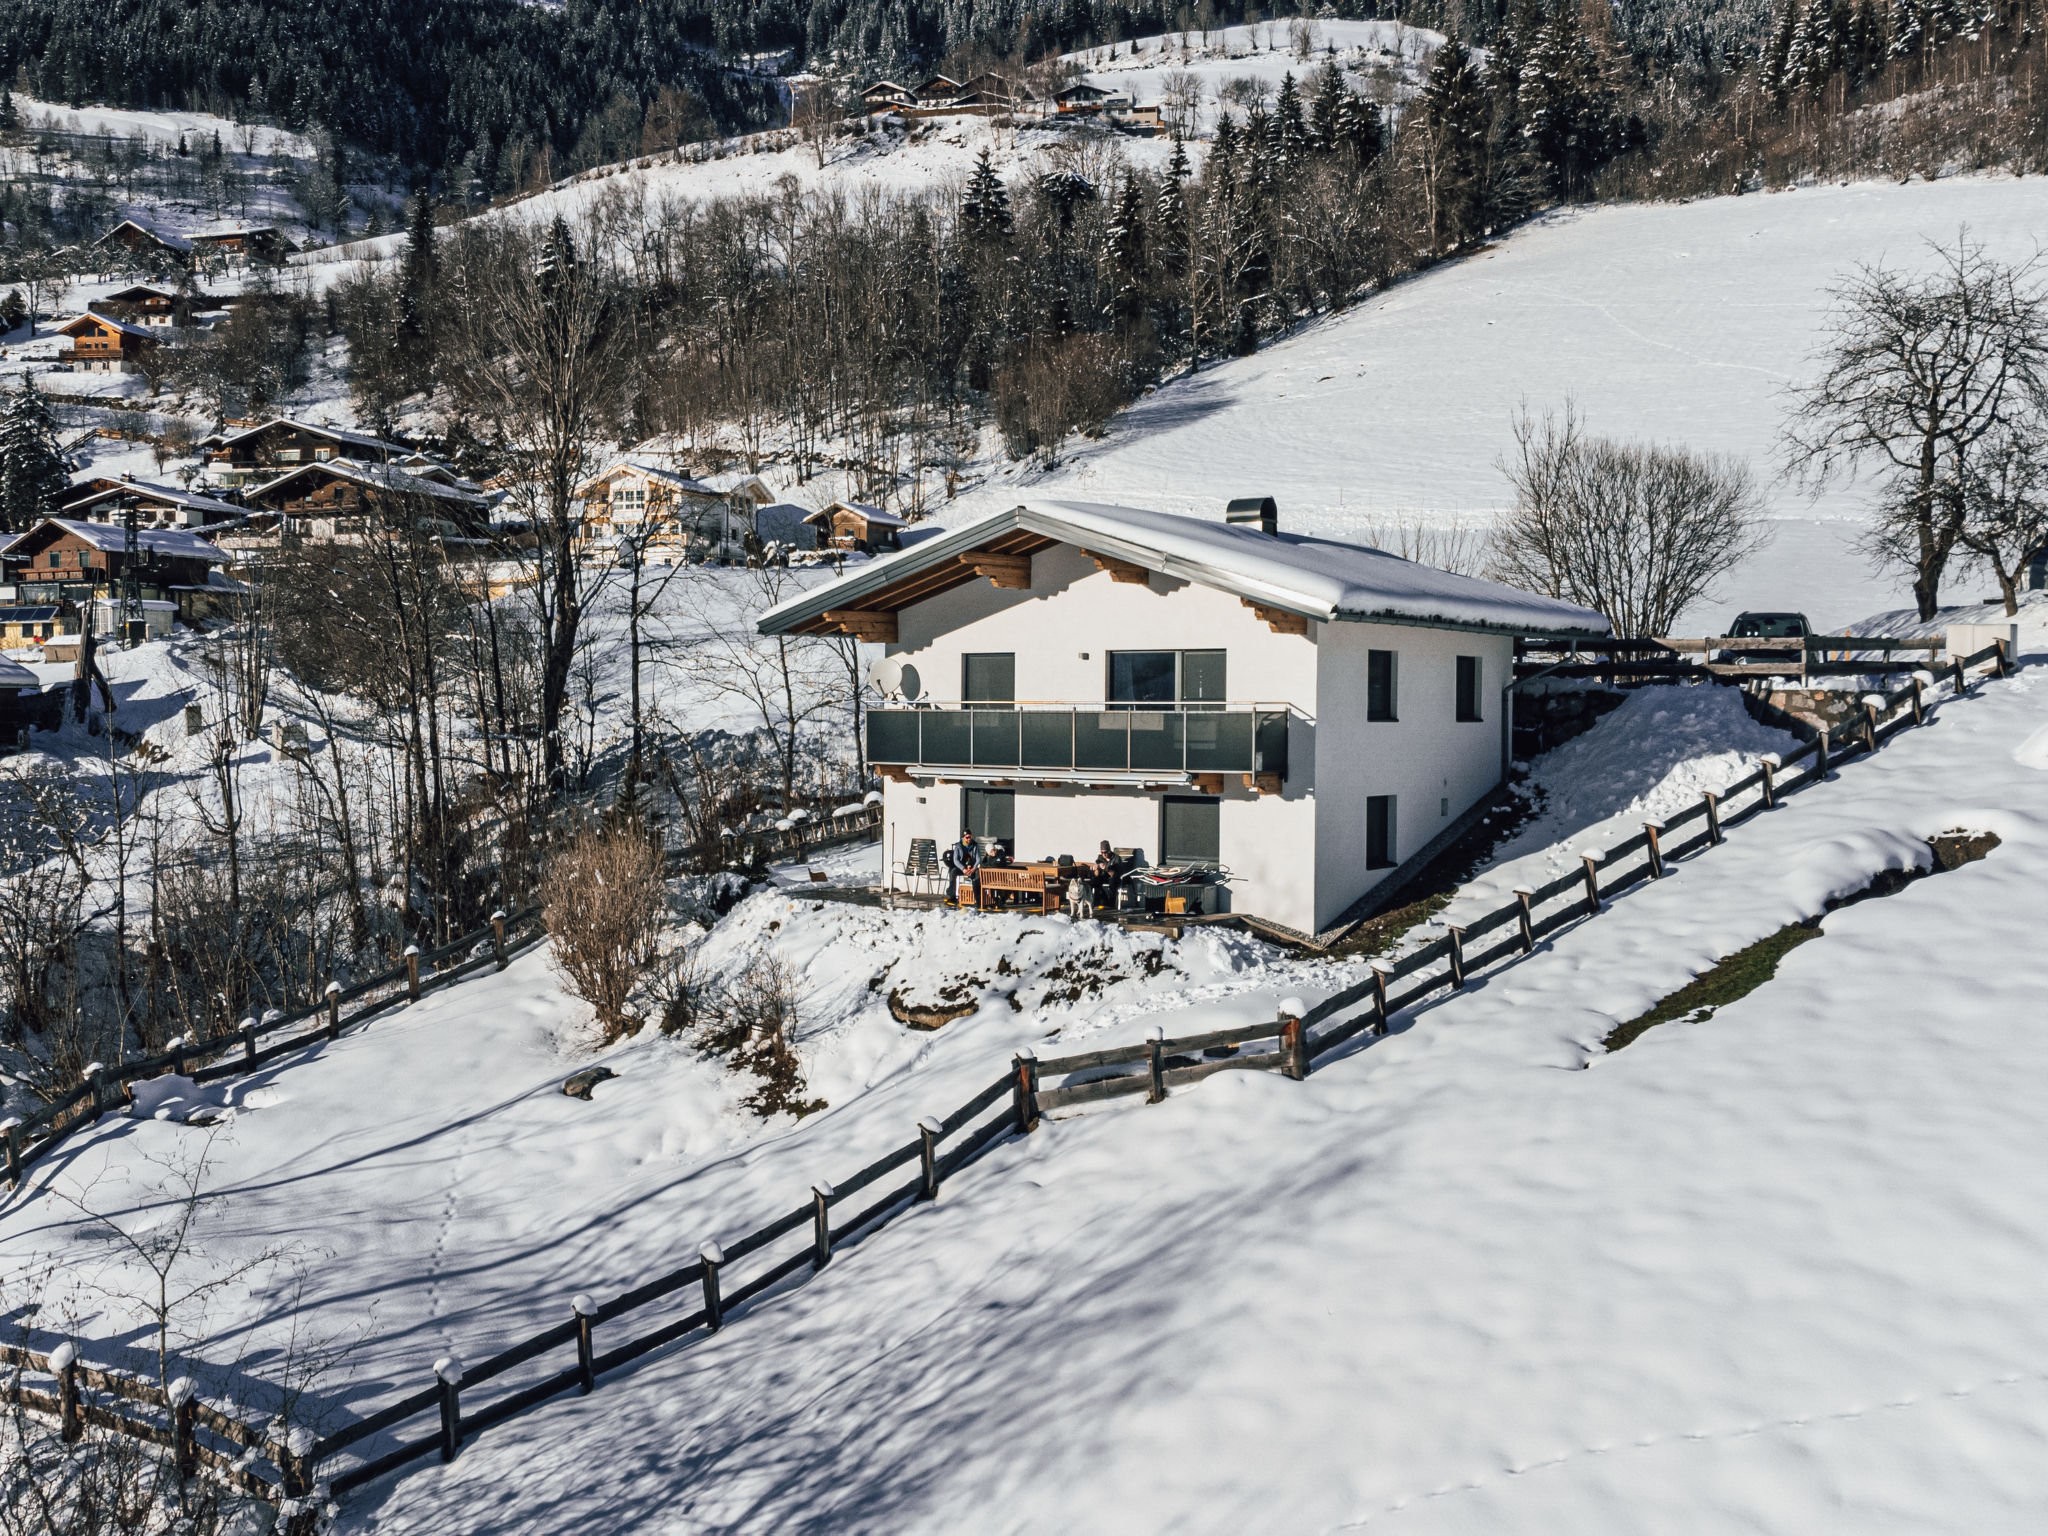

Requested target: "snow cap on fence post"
[
  {"left": 572, "top": 1293, "right": 598, "bottom": 1317},
  {"left": 434, "top": 1355, "right": 463, "bottom": 1385},
  {"left": 404, "top": 944, "right": 422, "bottom": 1001},
  {"left": 699, "top": 1241, "right": 725, "bottom": 1330},
  {"left": 572, "top": 1295, "right": 598, "bottom": 1394},
  {"left": 433, "top": 1356, "right": 462, "bottom": 1462},
  {"left": 167, "top": 1375, "right": 195, "bottom": 1405},
  {"left": 918, "top": 1115, "right": 944, "bottom": 1200},
  {"left": 324, "top": 981, "right": 342, "bottom": 1039},
  {"left": 1277, "top": 997, "right": 1307, "bottom": 1079}
]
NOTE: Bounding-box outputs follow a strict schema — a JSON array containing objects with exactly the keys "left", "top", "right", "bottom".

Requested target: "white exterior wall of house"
[
  {"left": 879, "top": 543, "right": 1323, "bottom": 932},
  {"left": 874, "top": 543, "right": 1520, "bottom": 935},
  {"left": 1310, "top": 622, "right": 1513, "bottom": 930}
]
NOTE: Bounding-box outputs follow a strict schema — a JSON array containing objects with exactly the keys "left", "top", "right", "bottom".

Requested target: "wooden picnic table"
[{"left": 969, "top": 861, "right": 1066, "bottom": 914}]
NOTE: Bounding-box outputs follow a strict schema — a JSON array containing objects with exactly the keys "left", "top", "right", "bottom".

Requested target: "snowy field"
[
  {"left": 1067, "top": 18, "right": 1443, "bottom": 133},
  {"left": 3, "top": 604, "right": 2042, "bottom": 1533},
  {"left": 14, "top": 95, "right": 314, "bottom": 159},
  {"left": 946, "top": 175, "right": 2048, "bottom": 631},
  {"left": 317, "top": 610, "right": 2048, "bottom": 1532}
]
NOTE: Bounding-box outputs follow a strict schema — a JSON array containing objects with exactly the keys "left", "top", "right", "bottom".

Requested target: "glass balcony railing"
[{"left": 867, "top": 704, "right": 1290, "bottom": 779}]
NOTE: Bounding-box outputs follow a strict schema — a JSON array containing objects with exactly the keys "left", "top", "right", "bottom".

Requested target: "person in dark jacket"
[
  {"left": 1091, "top": 840, "right": 1121, "bottom": 909},
  {"left": 942, "top": 830, "right": 981, "bottom": 906}
]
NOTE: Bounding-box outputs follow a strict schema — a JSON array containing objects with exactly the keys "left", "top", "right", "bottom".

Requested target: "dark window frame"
[
  {"left": 1160, "top": 794, "right": 1221, "bottom": 867},
  {"left": 1456, "top": 655, "right": 1483, "bottom": 723},
  {"left": 1106, "top": 649, "right": 1228, "bottom": 709},
  {"left": 962, "top": 651, "right": 1016, "bottom": 706},
  {"left": 1366, "top": 795, "right": 1397, "bottom": 870},
  {"left": 1367, "top": 649, "right": 1398, "bottom": 722}
]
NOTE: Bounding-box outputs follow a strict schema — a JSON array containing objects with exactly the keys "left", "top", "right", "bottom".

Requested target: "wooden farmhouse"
[
  {"left": 758, "top": 500, "right": 1609, "bottom": 938},
  {"left": 93, "top": 283, "right": 215, "bottom": 328},
  {"left": 914, "top": 73, "right": 963, "bottom": 103},
  {"left": 805, "top": 500, "right": 909, "bottom": 554},
  {"left": 574, "top": 460, "right": 773, "bottom": 562},
  {"left": 61, "top": 476, "right": 248, "bottom": 530},
  {"left": 244, "top": 461, "right": 491, "bottom": 544},
  {"left": 206, "top": 418, "right": 413, "bottom": 485},
  {"left": 0, "top": 518, "right": 231, "bottom": 628},
  {"left": 95, "top": 219, "right": 194, "bottom": 265},
  {"left": 0, "top": 604, "right": 62, "bottom": 645},
  {"left": 1054, "top": 82, "right": 1121, "bottom": 114},
  {"left": 860, "top": 80, "right": 917, "bottom": 111},
  {"left": 188, "top": 224, "right": 294, "bottom": 265},
  {"left": 55, "top": 312, "right": 158, "bottom": 373}
]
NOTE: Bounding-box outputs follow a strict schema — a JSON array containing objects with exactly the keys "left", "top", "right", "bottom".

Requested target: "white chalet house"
[{"left": 759, "top": 500, "right": 1610, "bottom": 936}]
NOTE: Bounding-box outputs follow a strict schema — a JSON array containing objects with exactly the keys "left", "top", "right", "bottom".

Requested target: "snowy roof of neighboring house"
[
  {"left": 247, "top": 460, "right": 488, "bottom": 506},
  {"left": 759, "top": 500, "right": 1612, "bottom": 637},
  {"left": 15, "top": 518, "right": 229, "bottom": 563},
  {"left": 694, "top": 470, "right": 773, "bottom": 500},
  {"left": 807, "top": 500, "right": 910, "bottom": 528},
  {"left": 55, "top": 311, "right": 157, "bottom": 341},
  {"left": 100, "top": 283, "right": 179, "bottom": 303},
  {"left": 62, "top": 477, "right": 245, "bottom": 518},
  {"left": 97, "top": 219, "right": 192, "bottom": 251},
  {"left": 217, "top": 417, "right": 410, "bottom": 455},
  {"left": 190, "top": 223, "right": 286, "bottom": 241},
  {"left": 573, "top": 459, "right": 735, "bottom": 500},
  {"left": 0, "top": 655, "right": 35, "bottom": 690},
  {"left": 1056, "top": 82, "right": 1116, "bottom": 99}
]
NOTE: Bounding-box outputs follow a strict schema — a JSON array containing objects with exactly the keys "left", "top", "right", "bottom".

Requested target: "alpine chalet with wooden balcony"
[{"left": 758, "top": 500, "right": 1609, "bottom": 937}]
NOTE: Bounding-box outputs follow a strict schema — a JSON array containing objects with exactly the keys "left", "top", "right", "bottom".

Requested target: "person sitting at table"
[
  {"left": 1091, "top": 841, "right": 1121, "bottom": 907},
  {"left": 942, "top": 829, "right": 981, "bottom": 907}
]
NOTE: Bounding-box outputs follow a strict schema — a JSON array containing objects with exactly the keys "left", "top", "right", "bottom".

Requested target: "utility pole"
[{"left": 120, "top": 494, "right": 144, "bottom": 646}]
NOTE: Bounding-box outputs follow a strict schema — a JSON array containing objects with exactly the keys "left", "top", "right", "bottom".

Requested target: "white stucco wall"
[
  {"left": 875, "top": 541, "right": 1509, "bottom": 935},
  {"left": 1311, "top": 623, "right": 1512, "bottom": 929}
]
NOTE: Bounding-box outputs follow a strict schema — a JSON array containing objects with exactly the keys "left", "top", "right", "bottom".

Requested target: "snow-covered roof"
[
  {"left": 760, "top": 500, "right": 1611, "bottom": 637},
  {"left": 97, "top": 219, "right": 192, "bottom": 252},
  {"left": 808, "top": 500, "right": 910, "bottom": 528},
  {"left": 695, "top": 470, "right": 774, "bottom": 499},
  {"left": 574, "top": 459, "right": 734, "bottom": 500},
  {"left": 0, "top": 655, "right": 35, "bottom": 690},
  {"left": 248, "top": 460, "right": 488, "bottom": 506},
  {"left": 63, "top": 477, "right": 245, "bottom": 518},
  {"left": 23, "top": 519, "right": 229, "bottom": 563},
  {"left": 217, "top": 417, "right": 409, "bottom": 456},
  {"left": 56, "top": 311, "right": 157, "bottom": 341}
]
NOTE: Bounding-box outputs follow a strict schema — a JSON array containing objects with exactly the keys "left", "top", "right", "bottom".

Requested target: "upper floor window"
[
  {"left": 962, "top": 652, "right": 1014, "bottom": 705},
  {"left": 1108, "top": 649, "right": 1225, "bottom": 708},
  {"left": 1367, "top": 649, "right": 1397, "bottom": 721},
  {"left": 1456, "top": 656, "right": 1484, "bottom": 722}
]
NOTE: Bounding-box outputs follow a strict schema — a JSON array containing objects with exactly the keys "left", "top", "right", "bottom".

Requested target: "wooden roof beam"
[
  {"left": 1083, "top": 549, "right": 1152, "bottom": 584},
  {"left": 1242, "top": 598, "right": 1309, "bottom": 636},
  {"left": 824, "top": 609, "right": 898, "bottom": 643},
  {"left": 960, "top": 552, "right": 1031, "bottom": 589}
]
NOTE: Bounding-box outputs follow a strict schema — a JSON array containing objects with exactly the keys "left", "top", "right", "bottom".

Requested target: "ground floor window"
[
  {"left": 963, "top": 787, "right": 1014, "bottom": 844},
  {"left": 1367, "top": 795, "right": 1397, "bottom": 870},
  {"left": 1161, "top": 795, "right": 1220, "bottom": 866}
]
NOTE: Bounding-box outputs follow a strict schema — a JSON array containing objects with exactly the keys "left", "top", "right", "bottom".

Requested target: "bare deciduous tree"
[
  {"left": 1361, "top": 516, "right": 1490, "bottom": 577},
  {"left": 1490, "top": 403, "right": 1772, "bottom": 636},
  {"left": 1786, "top": 234, "right": 2048, "bottom": 620},
  {"left": 1956, "top": 424, "right": 2048, "bottom": 615}
]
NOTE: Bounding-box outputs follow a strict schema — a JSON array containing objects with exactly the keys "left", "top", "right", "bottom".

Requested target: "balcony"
[{"left": 867, "top": 703, "right": 1290, "bottom": 784}]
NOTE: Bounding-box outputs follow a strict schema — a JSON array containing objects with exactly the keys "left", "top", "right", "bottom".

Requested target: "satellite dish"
[{"left": 865, "top": 656, "right": 921, "bottom": 702}]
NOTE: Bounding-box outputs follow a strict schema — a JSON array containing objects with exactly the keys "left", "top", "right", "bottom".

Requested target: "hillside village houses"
[
  {"left": 807, "top": 499, "right": 908, "bottom": 554},
  {"left": 0, "top": 518, "right": 233, "bottom": 631},
  {"left": 54, "top": 312, "right": 159, "bottom": 374},
  {"left": 61, "top": 476, "right": 247, "bottom": 530},
  {"left": 203, "top": 417, "right": 414, "bottom": 485},
  {"left": 242, "top": 459, "right": 493, "bottom": 545},
  {"left": 574, "top": 458, "right": 784, "bottom": 562},
  {"left": 759, "top": 500, "right": 1609, "bottom": 938}
]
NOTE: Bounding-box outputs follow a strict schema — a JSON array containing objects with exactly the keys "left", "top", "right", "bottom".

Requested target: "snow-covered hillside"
[
  {"left": 319, "top": 618, "right": 2048, "bottom": 1533},
  {"left": 1068, "top": 18, "right": 1443, "bottom": 133},
  {"left": 941, "top": 175, "right": 2048, "bottom": 631}
]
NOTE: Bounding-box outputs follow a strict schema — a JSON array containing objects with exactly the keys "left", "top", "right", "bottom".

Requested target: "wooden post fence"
[
  {"left": 404, "top": 946, "right": 421, "bottom": 1002},
  {"left": 700, "top": 1242, "right": 725, "bottom": 1330},
  {"left": 433, "top": 1357, "right": 462, "bottom": 1462},
  {"left": 812, "top": 1182, "right": 833, "bottom": 1270},
  {"left": 573, "top": 1295, "right": 597, "bottom": 1394}
]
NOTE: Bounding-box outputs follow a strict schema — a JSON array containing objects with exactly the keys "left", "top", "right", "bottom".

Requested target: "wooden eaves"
[{"left": 795, "top": 527, "right": 1057, "bottom": 641}]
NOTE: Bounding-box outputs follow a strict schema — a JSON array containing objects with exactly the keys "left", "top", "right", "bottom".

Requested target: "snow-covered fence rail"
[
  {"left": 1, "top": 905, "right": 550, "bottom": 1193},
  {"left": 303, "top": 1066, "right": 1024, "bottom": 1501},
  {"left": 1515, "top": 632, "right": 1956, "bottom": 683},
  {"left": 0, "top": 1338, "right": 286, "bottom": 1500},
  {"left": 1293, "top": 641, "right": 2010, "bottom": 1059}
]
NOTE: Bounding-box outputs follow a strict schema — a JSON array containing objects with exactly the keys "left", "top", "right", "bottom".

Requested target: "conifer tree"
[
  {"left": 1309, "top": 61, "right": 1346, "bottom": 152},
  {"left": 1106, "top": 174, "right": 1148, "bottom": 327},
  {"left": 394, "top": 190, "right": 438, "bottom": 395},
  {"left": 1520, "top": 0, "right": 1615, "bottom": 197},
  {"left": 1155, "top": 136, "right": 1191, "bottom": 277},
  {"left": 1420, "top": 40, "right": 1494, "bottom": 251},
  {"left": 1272, "top": 71, "right": 1308, "bottom": 167},
  {"left": 0, "top": 380, "right": 68, "bottom": 533},
  {"left": 1764, "top": 0, "right": 1803, "bottom": 100},
  {"left": 960, "top": 147, "right": 1012, "bottom": 241}
]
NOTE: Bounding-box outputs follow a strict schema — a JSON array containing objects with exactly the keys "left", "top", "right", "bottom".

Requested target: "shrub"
[{"left": 541, "top": 822, "right": 664, "bottom": 1044}]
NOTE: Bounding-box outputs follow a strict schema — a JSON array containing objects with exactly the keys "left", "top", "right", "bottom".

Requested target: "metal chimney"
[{"left": 1225, "top": 496, "right": 1278, "bottom": 535}]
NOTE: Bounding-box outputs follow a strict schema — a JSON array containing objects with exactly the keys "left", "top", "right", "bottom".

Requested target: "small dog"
[{"left": 1065, "top": 877, "right": 1094, "bottom": 921}]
